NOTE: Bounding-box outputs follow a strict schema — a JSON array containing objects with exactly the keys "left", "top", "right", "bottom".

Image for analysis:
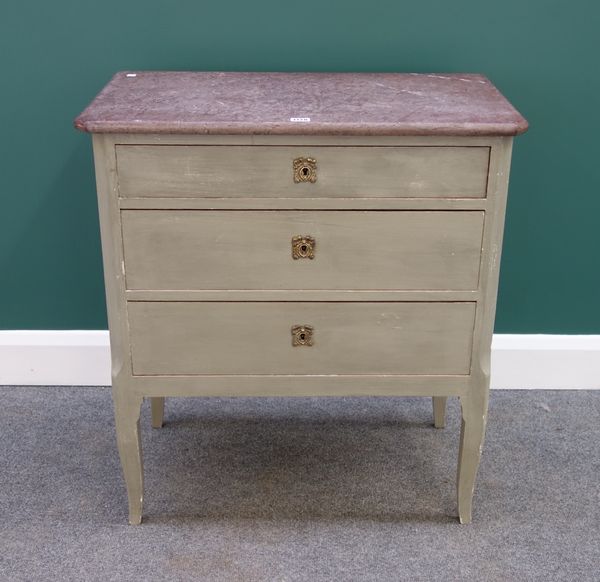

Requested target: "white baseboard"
[
  {"left": 490, "top": 334, "right": 600, "bottom": 389},
  {"left": 0, "top": 331, "right": 599, "bottom": 389},
  {"left": 0, "top": 331, "right": 112, "bottom": 387}
]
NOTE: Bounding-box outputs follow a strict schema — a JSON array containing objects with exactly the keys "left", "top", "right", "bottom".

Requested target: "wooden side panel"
[
  {"left": 458, "top": 136, "right": 514, "bottom": 523},
  {"left": 121, "top": 210, "right": 484, "bottom": 291},
  {"left": 116, "top": 145, "right": 490, "bottom": 198},
  {"left": 128, "top": 301, "right": 476, "bottom": 376},
  {"left": 92, "top": 134, "right": 144, "bottom": 524}
]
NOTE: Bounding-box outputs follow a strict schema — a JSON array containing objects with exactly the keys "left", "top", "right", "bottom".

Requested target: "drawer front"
[
  {"left": 122, "top": 211, "right": 484, "bottom": 291},
  {"left": 128, "top": 302, "right": 475, "bottom": 376},
  {"left": 116, "top": 145, "right": 489, "bottom": 198}
]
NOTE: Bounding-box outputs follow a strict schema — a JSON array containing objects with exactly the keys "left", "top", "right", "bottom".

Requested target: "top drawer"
[{"left": 116, "top": 145, "right": 490, "bottom": 199}]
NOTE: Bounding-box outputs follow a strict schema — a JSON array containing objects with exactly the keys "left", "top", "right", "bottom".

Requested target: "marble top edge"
[{"left": 74, "top": 71, "right": 528, "bottom": 136}]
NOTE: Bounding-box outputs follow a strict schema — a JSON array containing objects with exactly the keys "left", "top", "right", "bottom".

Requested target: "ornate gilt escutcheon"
[
  {"left": 291, "top": 325, "right": 314, "bottom": 346},
  {"left": 292, "top": 235, "right": 316, "bottom": 260},
  {"left": 293, "top": 157, "right": 317, "bottom": 183}
]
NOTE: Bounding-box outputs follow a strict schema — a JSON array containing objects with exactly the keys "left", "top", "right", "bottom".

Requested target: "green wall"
[{"left": 1, "top": 0, "right": 599, "bottom": 332}]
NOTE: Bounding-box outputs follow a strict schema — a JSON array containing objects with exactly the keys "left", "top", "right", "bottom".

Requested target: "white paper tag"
[{"left": 290, "top": 117, "right": 310, "bottom": 122}]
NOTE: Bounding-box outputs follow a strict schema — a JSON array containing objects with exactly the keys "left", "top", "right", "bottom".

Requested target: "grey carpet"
[{"left": 0, "top": 387, "right": 598, "bottom": 582}]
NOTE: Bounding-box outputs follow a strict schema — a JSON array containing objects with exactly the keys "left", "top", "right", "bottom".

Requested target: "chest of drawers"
[{"left": 75, "top": 72, "right": 527, "bottom": 524}]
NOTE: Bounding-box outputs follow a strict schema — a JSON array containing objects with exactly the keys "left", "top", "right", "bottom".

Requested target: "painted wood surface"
[
  {"left": 127, "top": 301, "right": 476, "bottom": 376},
  {"left": 433, "top": 396, "right": 448, "bottom": 428},
  {"left": 456, "top": 137, "right": 513, "bottom": 523},
  {"left": 116, "top": 145, "right": 490, "bottom": 199},
  {"left": 150, "top": 397, "right": 164, "bottom": 428},
  {"left": 124, "top": 373, "right": 471, "bottom": 398},
  {"left": 89, "top": 132, "right": 515, "bottom": 524},
  {"left": 124, "top": 289, "right": 479, "bottom": 302},
  {"left": 119, "top": 196, "right": 489, "bottom": 211},
  {"left": 121, "top": 210, "right": 484, "bottom": 291},
  {"left": 92, "top": 134, "right": 141, "bottom": 524}
]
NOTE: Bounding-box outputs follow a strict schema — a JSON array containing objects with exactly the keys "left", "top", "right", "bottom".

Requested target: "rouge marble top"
[{"left": 74, "top": 71, "right": 528, "bottom": 136}]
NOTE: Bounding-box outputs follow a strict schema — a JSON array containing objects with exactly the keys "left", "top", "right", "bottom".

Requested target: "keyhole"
[
  {"left": 299, "top": 333, "right": 306, "bottom": 341},
  {"left": 301, "top": 244, "right": 308, "bottom": 253},
  {"left": 302, "top": 167, "right": 309, "bottom": 176}
]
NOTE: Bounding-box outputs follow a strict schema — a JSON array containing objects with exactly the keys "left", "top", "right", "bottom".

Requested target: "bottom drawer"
[{"left": 128, "top": 302, "right": 475, "bottom": 376}]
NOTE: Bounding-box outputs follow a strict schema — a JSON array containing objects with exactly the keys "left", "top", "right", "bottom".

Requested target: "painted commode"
[{"left": 75, "top": 71, "right": 528, "bottom": 524}]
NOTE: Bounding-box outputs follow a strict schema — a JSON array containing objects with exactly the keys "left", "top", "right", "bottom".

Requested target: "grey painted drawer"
[
  {"left": 127, "top": 301, "right": 476, "bottom": 376},
  {"left": 116, "top": 145, "right": 490, "bottom": 199},
  {"left": 121, "top": 210, "right": 484, "bottom": 291}
]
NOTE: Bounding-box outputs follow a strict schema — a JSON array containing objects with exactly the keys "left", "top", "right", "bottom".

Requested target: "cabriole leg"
[
  {"left": 457, "top": 390, "right": 489, "bottom": 524},
  {"left": 113, "top": 389, "right": 144, "bottom": 525}
]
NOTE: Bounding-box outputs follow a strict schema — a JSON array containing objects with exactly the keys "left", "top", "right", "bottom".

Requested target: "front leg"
[
  {"left": 432, "top": 396, "right": 447, "bottom": 428},
  {"left": 456, "top": 389, "right": 489, "bottom": 524},
  {"left": 113, "top": 389, "right": 144, "bottom": 525}
]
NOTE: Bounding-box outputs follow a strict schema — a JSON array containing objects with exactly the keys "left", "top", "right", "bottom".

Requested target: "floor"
[{"left": 1, "top": 387, "right": 598, "bottom": 582}]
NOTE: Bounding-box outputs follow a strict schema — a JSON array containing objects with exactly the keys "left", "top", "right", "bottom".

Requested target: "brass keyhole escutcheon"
[
  {"left": 292, "top": 325, "right": 314, "bottom": 346},
  {"left": 293, "top": 157, "right": 317, "bottom": 183},
  {"left": 292, "top": 236, "right": 316, "bottom": 259}
]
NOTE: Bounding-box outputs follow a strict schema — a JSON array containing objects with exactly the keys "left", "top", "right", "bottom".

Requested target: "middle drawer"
[{"left": 121, "top": 210, "right": 484, "bottom": 291}]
